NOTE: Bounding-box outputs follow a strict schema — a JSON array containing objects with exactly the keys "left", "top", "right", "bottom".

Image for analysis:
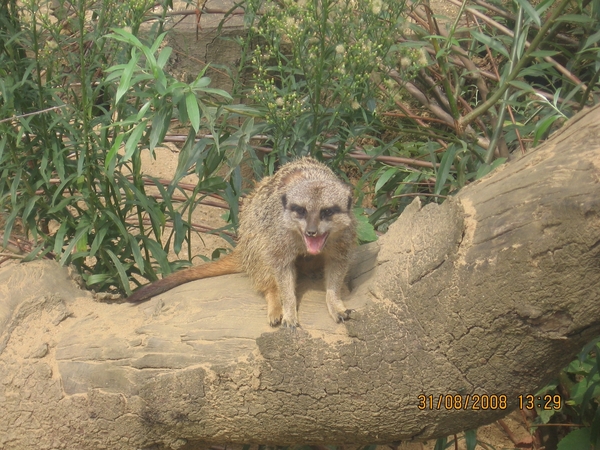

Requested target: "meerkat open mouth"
[{"left": 304, "top": 233, "right": 329, "bottom": 255}]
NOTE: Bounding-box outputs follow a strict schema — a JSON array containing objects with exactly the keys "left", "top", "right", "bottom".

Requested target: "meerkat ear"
[
  {"left": 281, "top": 194, "right": 287, "bottom": 208},
  {"left": 347, "top": 195, "right": 352, "bottom": 211}
]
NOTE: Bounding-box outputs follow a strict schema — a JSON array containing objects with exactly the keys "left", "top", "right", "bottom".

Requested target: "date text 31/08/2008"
[{"left": 417, "top": 394, "right": 562, "bottom": 411}]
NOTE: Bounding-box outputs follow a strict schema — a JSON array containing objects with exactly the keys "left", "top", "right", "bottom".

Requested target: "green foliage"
[
  {"left": 240, "top": 0, "right": 419, "bottom": 164},
  {"left": 558, "top": 427, "right": 592, "bottom": 450},
  {"left": 533, "top": 337, "right": 600, "bottom": 449},
  {"left": 231, "top": 0, "right": 600, "bottom": 231},
  {"left": 0, "top": 0, "right": 252, "bottom": 294},
  {"left": 354, "top": 208, "right": 378, "bottom": 243}
]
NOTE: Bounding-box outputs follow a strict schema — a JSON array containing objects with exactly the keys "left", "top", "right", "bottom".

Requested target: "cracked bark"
[{"left": 2, "top": 105, "right": 600, "bottom": 449}]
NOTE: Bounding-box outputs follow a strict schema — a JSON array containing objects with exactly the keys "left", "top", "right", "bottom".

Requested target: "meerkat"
[{"left": 128, "top": 157, "right": 357, "bottom": 327}]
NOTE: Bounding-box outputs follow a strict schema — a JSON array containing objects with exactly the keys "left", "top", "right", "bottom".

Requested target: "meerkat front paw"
[
  {"left": 326, "top": 298, "right": 353, "bottom": 323},
  {"left": 268, "top": 310, "right": 283, "bottom": 327},
  {"left": 281, "top": 314, "right": 299, "bottom": 329},
  {"left": 265, "top": 290, "right": 283, "bottom": 326},
  {"left": 333, "top": 309, "right": 353, "bottom": 323}
]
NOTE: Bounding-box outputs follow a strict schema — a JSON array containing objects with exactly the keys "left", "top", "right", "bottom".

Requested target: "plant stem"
[
  {"left": 485, "top": 2, "right": 524, "bottom": 164},
  {"left": 459, "top": 0, "right": 573, "bottom": 129}
]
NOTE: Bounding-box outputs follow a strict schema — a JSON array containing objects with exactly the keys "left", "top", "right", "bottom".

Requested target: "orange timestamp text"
[
  {"left": 417, "top": 394, "right": 563, "bottom": 411},
  {"left": 418, "top": 394, "right": 508, "bottom": 410}
]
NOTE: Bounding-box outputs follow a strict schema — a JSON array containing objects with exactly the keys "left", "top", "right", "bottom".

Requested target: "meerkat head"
[{"left": 281, "top": 179, "right": 354, "bottom": 255}]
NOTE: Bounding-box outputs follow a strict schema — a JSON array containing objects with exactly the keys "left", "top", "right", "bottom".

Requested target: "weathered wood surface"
[{"left": 1, "top": 105, "right": 600, "bottom": 449}]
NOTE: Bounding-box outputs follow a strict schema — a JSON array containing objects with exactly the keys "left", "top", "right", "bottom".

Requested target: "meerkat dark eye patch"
[
  {"left": 290, "top": 204, "right": 307, "bottom": 218},
  {"left": 320, "top": 205, "right": 341, "bottom": 220}
]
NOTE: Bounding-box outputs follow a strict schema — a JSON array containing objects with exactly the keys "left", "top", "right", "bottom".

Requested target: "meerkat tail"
[{"left": 127, "top": 252, "right": 242, "bottom": 303}]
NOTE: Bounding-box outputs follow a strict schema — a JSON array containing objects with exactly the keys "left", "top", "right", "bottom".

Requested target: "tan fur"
[{"left": 128, "top": 157, "right": 357, "bottom": 327}]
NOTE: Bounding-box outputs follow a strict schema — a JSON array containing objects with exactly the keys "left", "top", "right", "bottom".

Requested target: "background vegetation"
[{"left": 1, "top": 0, "right": 599, "bottom": 447}]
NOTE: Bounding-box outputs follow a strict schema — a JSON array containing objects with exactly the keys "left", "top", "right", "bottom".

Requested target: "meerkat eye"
[
  {"left": 320, "top": 206, "right": 341, "bottom": 220},
  {"left": 290, "top": 204, "right": 307, "bottom": 218}
]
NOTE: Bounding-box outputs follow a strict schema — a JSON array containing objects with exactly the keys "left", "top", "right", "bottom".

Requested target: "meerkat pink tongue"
[{"left": 304, "top": 233, "right": 328, "bottom": 255}]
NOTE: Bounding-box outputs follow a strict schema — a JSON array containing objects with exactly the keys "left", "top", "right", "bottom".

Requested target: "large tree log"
[{"left": 2, "top": 105, "right": 600, "bottom": 450}]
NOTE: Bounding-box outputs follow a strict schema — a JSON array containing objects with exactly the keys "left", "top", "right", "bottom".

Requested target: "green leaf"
[
  {"left": 581, "top": 380, "right": 600, "bottom": 413},
  {"left": 178, "top": 95, "right": 189, "bottom": 125},
  {"left": 515, "top": 0, "right": 541, "bottom": 26},
  {"left": 582, "top": 29, "right": 600, "bottom": 50},
  {"left": 354, "top": 209, "right": 378, "bottom": 243},
  {"left": 149, "top": 105, "right": 172, "bottom": 152},
  {"left": 557, "top": 428, "right": 591, "bottom": 450},
  {"left": 374, "top": 167, "right": 397, "bottom": 193},
  {"left": 156, "top": 46, "right": 172, "bottom": 69},
  {"left": 48, "top": 195, "right": 77, "bottom": 214},
  {"left": 0, "top": 135, "right": 7, "bottom": 163},
  {"left": 476, "top": 158, "right": 506, "bottom": 180},
  {"left": 590, "top": 404, "right": 600, "bottom": 449},
  {"left": 555, "top": 14, "right": 594, "bottom": 23},
  {"left": 537, "top": 407, "right": 557, "bottom": 424},
  {"left": 140, "top": 236, "right": 171, "bottom": 275},
  {"left": 136, "top": 101, "right": 151, "bottom": 121},
  {"left": 130, "top": 73, "right": 154, "bottom": 85},
  {"left": 22, "top": 241, "right": 52, "bottom": 262},
  {"left": 106, "top": 133, "right": 125, "bottom": 171},
  {"left": 528, "top": 50, "right": 560, "bottom": 57},
  {"left": 140, "top": 44, "right": 157, "bottom": 73},
  {"left": 107, "top": 28, "right": 144, "bottom": 48},
  {"left": 87, "top": 274, "right": 112, "bottom": 286},
  {"left": 116, "top": 49, "right": 139, "bottom": 105},
  {"left": 567, "top": 378, "right": 600, "bottom": 405},
  {"left": 185, "top": 91, "right": 201, "bottom": 133},
  {"left": 105, "top": 248, "right": 131, "bottom": 295},
  {"left": 192, "top": 76, "right": 211, "bottom": 89},
  {"left": 434, "top": 145, "right": 457, "bottom": 195},
  {"left": 224, "top": 104, "right": 262, "bottom": 116},
  {"left": 53, "top": 220, "right": 68, "bottom": 256},
  {"left": 195, "top": 86, "right": 233, "bottom": 99},
  {"left": 434, "top": 437, "right": 447, "bottom": 450},
  {"left": 464, "top": 429, "right": 477, "bottom": 450},
  {"left": 518, "top": 62, "right": 554, "bottom": 78},
  {"left": 59, "top": 224, "right": 90, "bottom": 266},
  {"left": 104, "top": 65, "right": 126, "bottom": 80},
  {"left": 567, "top": 358, "right": 593, "bottom": 375},
  {"left": 22, "top": 195, "right": 41, "bottom": 223},
  {"left": 2, "top": 208, "right": 19, "bottom": 248},
  {"left": 173, "top": 133, "right": 208, "bottom": 184},
  {"left": 196, "top": 176, "right": 228, "bottom": 192},
  {"left": 580, "top": 337, "right": 600, "bottom": 361},
  {"left": 122, "top": 121, "right": 146, "bottom": 161},
  {"left": 10, "top": 168, "right": 21, "bottom": 206},
  {"left": 533, "top": 114, "right": 560, "bottom": 146},
  {"left": 104, "top": 209, "right": 129, "bottom": 237},
  {"left": 509, "top": 80, "right": 536, "bottom": 92},
  {"left": 149, "top": 32, "right": 167, "bottom": 55},
  {"left": 128, "top": 179, "right": 165, "bottom": 235},
  {"left": 470, "top": 31, "right": 509, "bottom": 58},
  {"left": 128, "top": 234, "right": 145, "bottom": 276},
  {"left": 90, "top": 224, "right": 109, "bottom": 258}
]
